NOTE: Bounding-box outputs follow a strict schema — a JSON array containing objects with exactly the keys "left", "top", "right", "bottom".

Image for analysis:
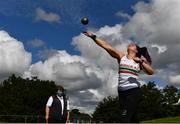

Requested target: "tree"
[
  {"left": 70, "top": 109, "right": 92, "bottom": 123},
  {"left": 0, "top": 74, "right": 92, "bottom": 123},
  {"left": 138, "top": 81, "right": 164, "bottom": 121},
  {"left": 0, "top": 74, "right": 57, "bottom": 122},
  {"left": 163, "top": 85, "right": 179, "bottom": 105},
  {"left": 161, "top": 85, "right": 180, "bottom": 117},
  {"left": 92, "top": 81, "right": 180, "bottom": 122},
  {"left": 92, "top": 96, "right": 121, "bottom": 123}
]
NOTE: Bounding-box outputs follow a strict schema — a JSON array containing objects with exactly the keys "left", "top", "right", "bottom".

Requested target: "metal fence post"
[{"left": 24, "top": 115, "right": 27, "bottom": 123}]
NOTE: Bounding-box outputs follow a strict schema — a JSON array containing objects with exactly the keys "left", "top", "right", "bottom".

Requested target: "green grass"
[{"left": 142, "top": 116, "right": 180, "bottom": 123}]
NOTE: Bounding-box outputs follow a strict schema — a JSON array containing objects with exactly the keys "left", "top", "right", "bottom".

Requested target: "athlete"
[{"left": 83, "top": 31, "right": 154, "bottom": 123}]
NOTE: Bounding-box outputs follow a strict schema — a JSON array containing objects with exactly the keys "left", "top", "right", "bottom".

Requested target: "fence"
[
  {"left": 0, "top": 115, "right": 92, "bottom": 123},
  {"left": 0, "top": 115, "right": 44, "bottom": 123}
]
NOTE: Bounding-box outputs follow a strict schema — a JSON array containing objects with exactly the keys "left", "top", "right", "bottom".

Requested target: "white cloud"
[
  {"left": 24, "top": 24, "right": 129, "bottom": 113},
  {"left": 151, "top": 44, "right": 167, "bottom": 53},
  {"left": 132, "top": 1, "right": 152, "bottom": 13},
  {"left": 0, "top": 30, "right": 32, "bottom": 79},
  {"left": 37, "top": 48, "right": 59, "bottom": 59},
  {"left": 169, "top": 75, "right": 180, "bottom": 85},
  {"left": 23, "top": 50, "right": 109, "bottom": 114},
  {"left": 122, "top": 0, "right": 180, "bottom": 84},
  {"left": 70, "top": 0, "right": 180, "bottom": 112},
  {"left": 115, "top": 11, "right": 131, "bottom": 19},
  {"left": 72, "top": 25, "right": 129, "bottom": 71},
  {"left": 35, "top": 8, "right": 60, "bottom": 23},
  {"left": 23, "top": 50, "right": 105, "bottom": 91},
  {"left": 23, "top": 0, "right": 180, "bottom": 114},
  {"left": 27, "top": 38, "right": 45, "bottom": 48}
]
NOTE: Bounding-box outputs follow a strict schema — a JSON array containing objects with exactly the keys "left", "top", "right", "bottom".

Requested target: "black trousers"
[{"left": 118, "top": 87, "right": 141, "bottom": 123}]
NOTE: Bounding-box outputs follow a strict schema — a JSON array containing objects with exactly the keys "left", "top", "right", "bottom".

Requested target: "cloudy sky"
[{"left": 0, "top": 0, "right": 180, "bottom": 114}]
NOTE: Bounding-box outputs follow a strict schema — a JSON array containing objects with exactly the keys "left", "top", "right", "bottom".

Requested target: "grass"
[{"left": 142, "top": 116, "right": 180, "bottom": 123}]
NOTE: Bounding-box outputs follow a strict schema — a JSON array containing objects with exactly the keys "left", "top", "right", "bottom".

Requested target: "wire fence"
[
  {"left": 0, "top": 115, "right": 44, "bottom": 123},
  {"left": 0, "top": 115, "right": 93, "bottom": 123}
]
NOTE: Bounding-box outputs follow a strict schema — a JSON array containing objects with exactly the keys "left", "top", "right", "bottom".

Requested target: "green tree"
[
  {"left": 70, "top": 109, "right": 92, "bottom": 123},
  {"left": 161, "top": 85, "right": 180, "bottom": 117},
  {"left": 138, "top": 81, "right": 164, "bottom": 121},
  {"left": 0, "top": 74, "right": 57, "bottom": 122},
  {"left": 163, "top": 85, "right": 179, "bottom": 105},
  {"left": 92, "top": 81, "right": 180, "bottom": 122},
  {"left": 92, "top": 96, "right": 121, "bottom": 123}
]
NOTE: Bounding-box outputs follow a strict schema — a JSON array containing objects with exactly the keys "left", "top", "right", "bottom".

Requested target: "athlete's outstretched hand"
[{"left": 82, "top": 31, "right": 92, "bottom": 37}]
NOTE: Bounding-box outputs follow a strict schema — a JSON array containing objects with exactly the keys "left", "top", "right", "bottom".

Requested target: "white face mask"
[{"left": 57, "top": 90, "right": 63, "bottom": 97}]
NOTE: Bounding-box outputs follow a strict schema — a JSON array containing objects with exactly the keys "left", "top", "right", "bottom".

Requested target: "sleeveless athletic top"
[{"left": 118, "top": 55, "right": 141, "bottom": 91}]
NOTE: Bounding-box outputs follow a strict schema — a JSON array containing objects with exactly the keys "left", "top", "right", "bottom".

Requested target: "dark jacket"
[{"left": 49, "top": 95, "right": 68, "bottom": 121}]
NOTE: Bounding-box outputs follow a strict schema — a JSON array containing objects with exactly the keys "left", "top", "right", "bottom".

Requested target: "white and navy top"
[{"left": 118, "top": 55, "right": 141, "bottom": 91}]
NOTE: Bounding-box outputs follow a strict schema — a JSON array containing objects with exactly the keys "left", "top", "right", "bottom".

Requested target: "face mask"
[{"left": 57, "top": 90, "right": 64, "bottom": 97}]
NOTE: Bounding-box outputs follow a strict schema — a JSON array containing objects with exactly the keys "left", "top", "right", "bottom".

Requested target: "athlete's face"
[{"left": 127, "top": 43, "right": 138, "bottom": 53}]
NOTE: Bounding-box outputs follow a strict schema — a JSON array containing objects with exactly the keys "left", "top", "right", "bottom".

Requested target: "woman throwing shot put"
[{"left": 83, "top": 32, "right": 154, "bottom": 123}]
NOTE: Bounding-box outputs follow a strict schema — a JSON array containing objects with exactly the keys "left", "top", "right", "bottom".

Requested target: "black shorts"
[{"left": 118, "top": 87, "right": 141, "bottom": 123}]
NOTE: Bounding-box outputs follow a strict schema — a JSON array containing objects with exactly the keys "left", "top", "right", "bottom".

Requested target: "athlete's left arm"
[
  {"left": 133, "top": 57, "right": 154, "bottom": 75},
  {"left": 141, "top": 61, "right": 154, "bottom": 75}
]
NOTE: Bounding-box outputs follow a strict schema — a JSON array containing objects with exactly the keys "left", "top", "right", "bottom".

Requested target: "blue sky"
[
  {"left": 1, "top": 0, "right": 180, "bottom": 113},
  {"left": 0, "top": 0, "right": 149, "bottom": 63},
  {"left": 1, "top": 0, "right": 177, "bottom": 90}
]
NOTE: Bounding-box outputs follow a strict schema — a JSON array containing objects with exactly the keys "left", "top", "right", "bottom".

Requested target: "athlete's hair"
[{"left": 136, "top": 45, "right": 152, "bottom": 65}]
